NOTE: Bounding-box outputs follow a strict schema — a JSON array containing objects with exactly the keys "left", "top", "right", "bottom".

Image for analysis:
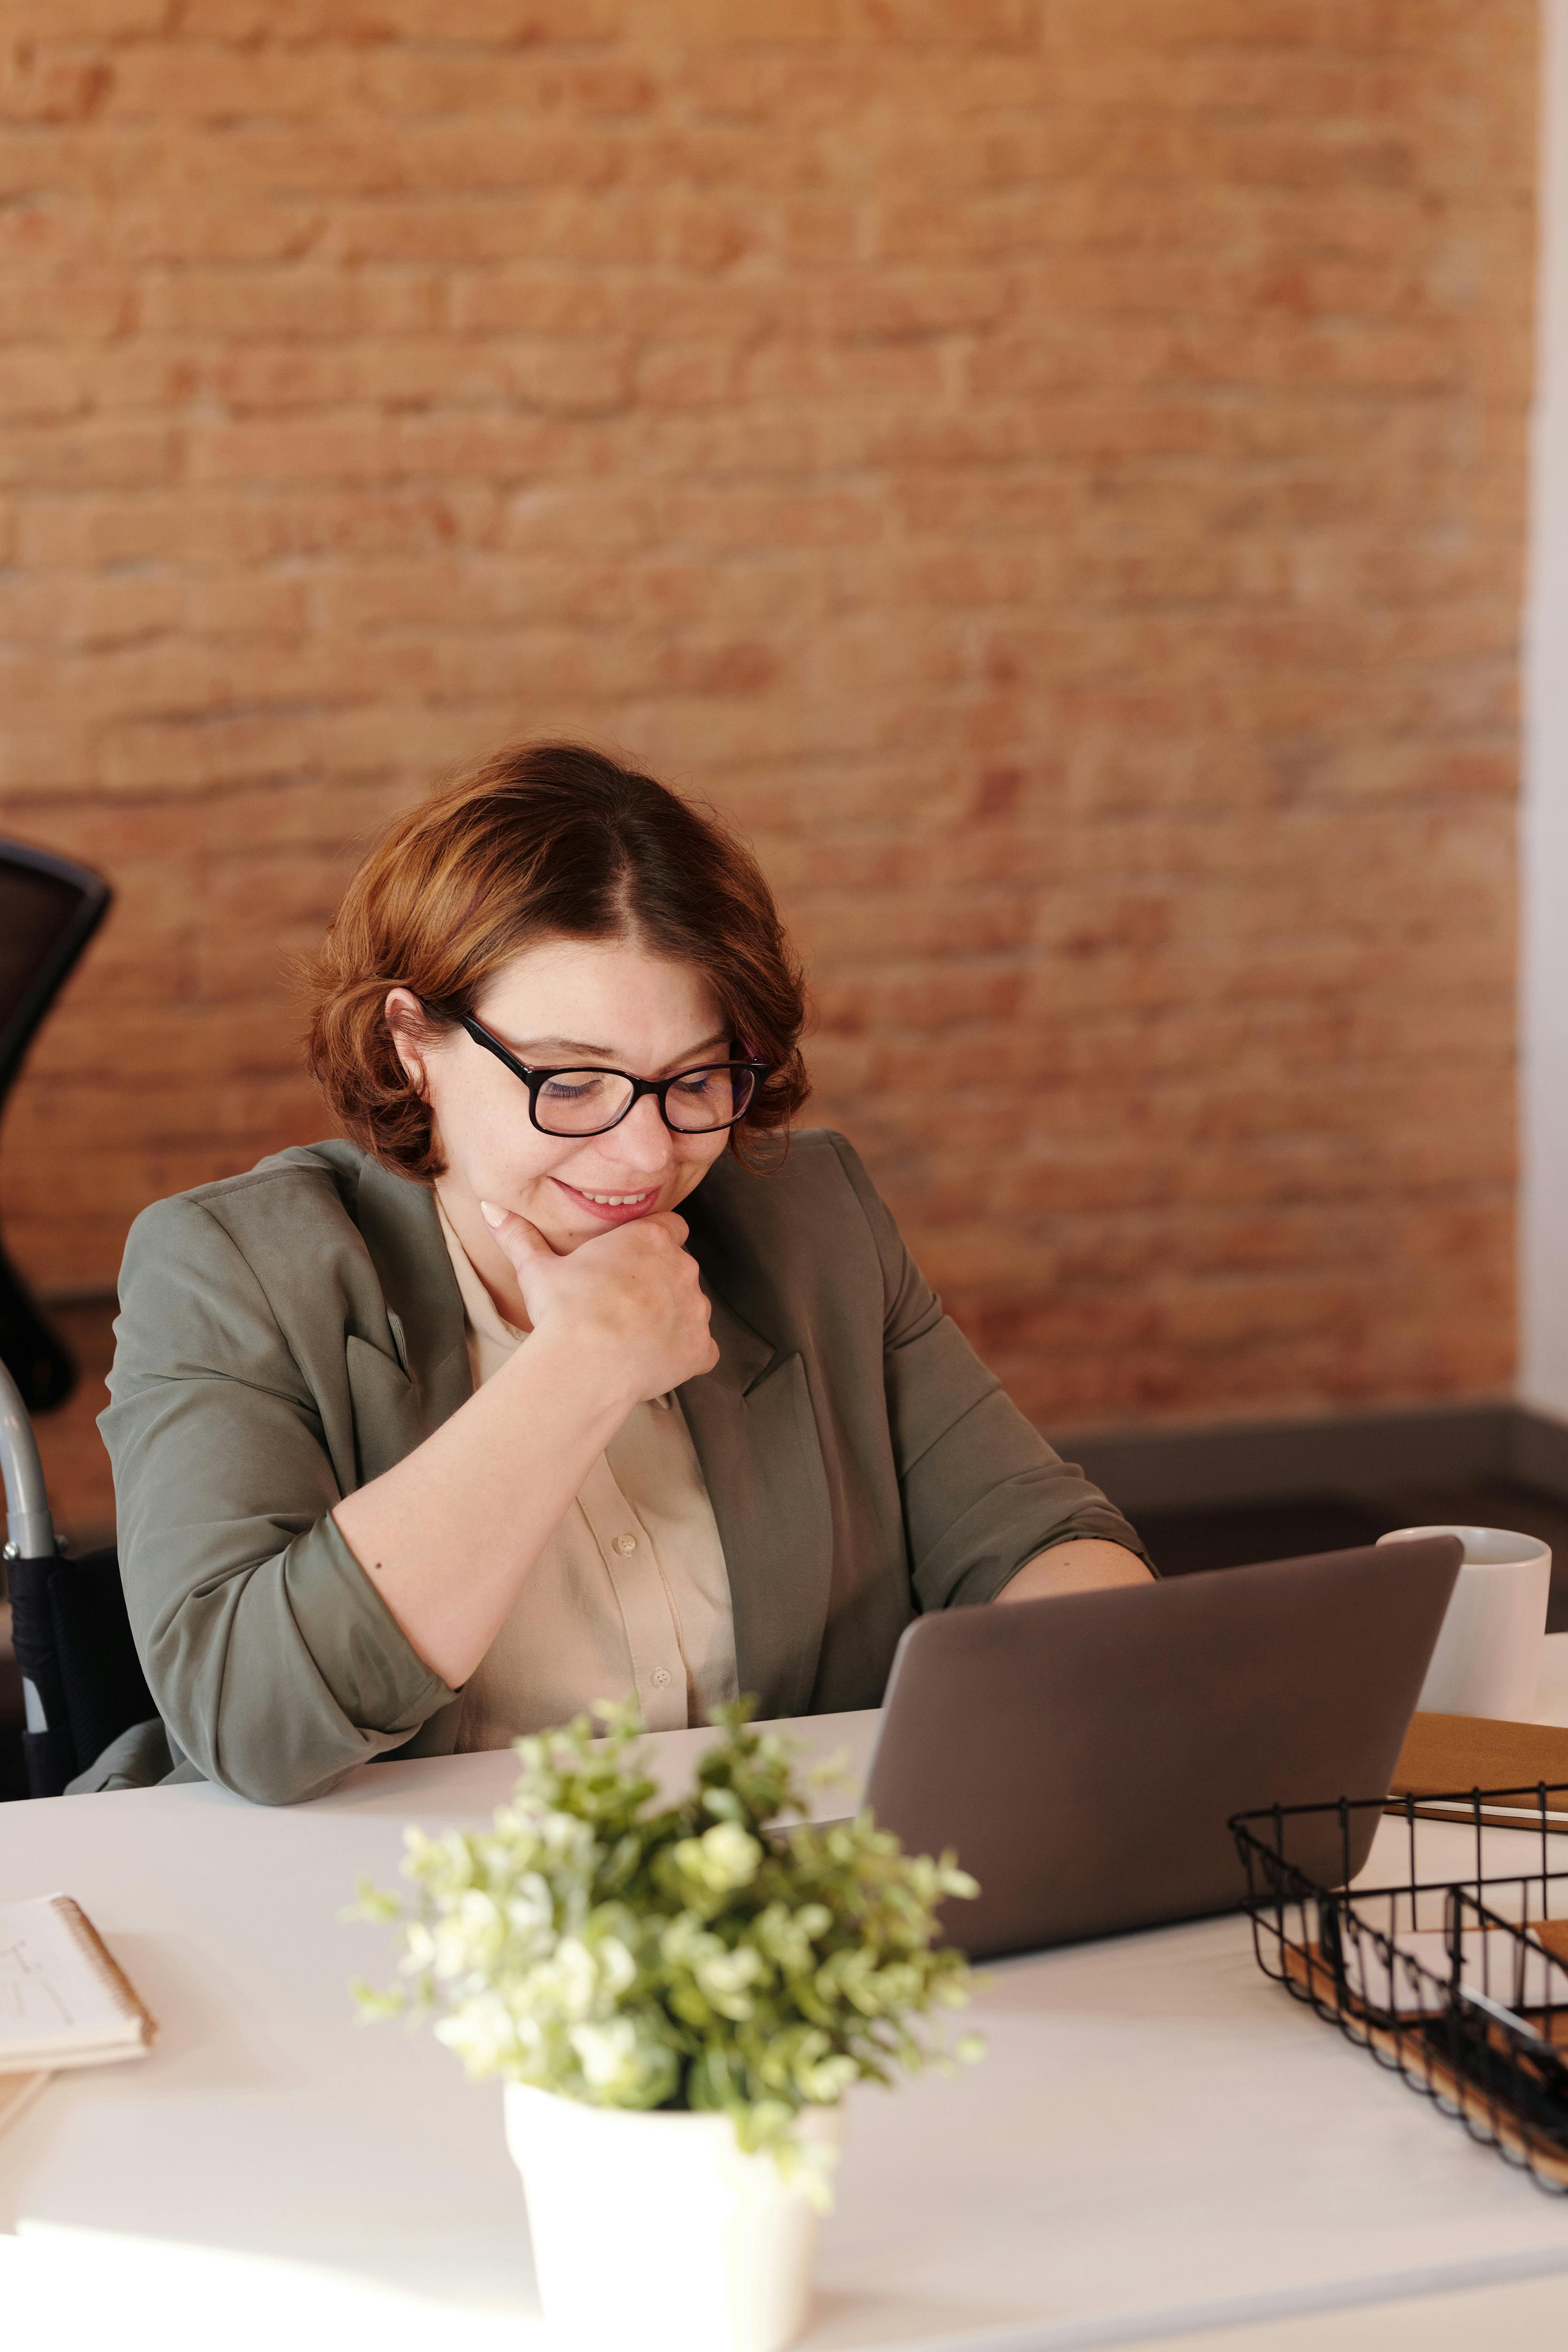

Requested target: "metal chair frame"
[
  {"left": 1, "top": 1349, "right": 59, "bottom": 1750},
  {"left": 2, "top": 1351, "right": 163, "bottom": 1796},
  {"left": 1, "top": 1351, "right": 56, "bottom": 1572}
]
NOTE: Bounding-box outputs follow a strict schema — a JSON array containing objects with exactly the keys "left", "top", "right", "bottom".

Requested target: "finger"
[
  {"left": 644, "top": 1209, "right": 688, "bottom": 1247},
  {"left": 479, "top": 1201, "right": 560, "bottom": 1267}
]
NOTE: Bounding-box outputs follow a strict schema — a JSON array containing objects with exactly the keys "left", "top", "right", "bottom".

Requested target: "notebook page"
[{"left": 0, "top": 1895, "right": 156, "bottom": 2070}]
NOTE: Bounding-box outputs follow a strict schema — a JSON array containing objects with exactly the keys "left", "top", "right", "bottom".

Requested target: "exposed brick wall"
[{"left": 0, "top": 0, "right": 1537, "bottom": 1462}]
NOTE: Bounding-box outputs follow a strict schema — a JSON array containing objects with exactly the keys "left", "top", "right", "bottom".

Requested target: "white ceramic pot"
[{"left": 503, "top": 2082, "right": 841, "bottom": 2352}]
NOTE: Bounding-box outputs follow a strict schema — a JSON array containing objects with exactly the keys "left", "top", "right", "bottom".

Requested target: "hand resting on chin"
[{"left": 331, "top": 1202, "right": 717, "bottom": 1692}]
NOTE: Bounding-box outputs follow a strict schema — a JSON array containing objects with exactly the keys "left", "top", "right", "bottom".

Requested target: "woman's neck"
[{"left": 434, "top": 1182, "right": 533, "bottom": 1334}]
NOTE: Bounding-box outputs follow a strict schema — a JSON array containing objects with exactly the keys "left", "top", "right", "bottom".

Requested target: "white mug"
[{"left": 1377, "top": 1525, "right": 1552, "bottom": 1722}]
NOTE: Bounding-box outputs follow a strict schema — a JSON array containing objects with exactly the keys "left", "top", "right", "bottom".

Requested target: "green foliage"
[{"left": 350, "top": 1700, "right": 982, "bottom": 2187}]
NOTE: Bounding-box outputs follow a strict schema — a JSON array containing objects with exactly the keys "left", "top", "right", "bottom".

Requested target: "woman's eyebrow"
[{"left": 516, "top": 1031, "right": 733, "bottom": 1072}]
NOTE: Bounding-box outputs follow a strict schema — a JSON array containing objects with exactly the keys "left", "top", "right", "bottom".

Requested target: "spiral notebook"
[{"left": 0, "top": 1893, "right": 158, "bottom": 2129}]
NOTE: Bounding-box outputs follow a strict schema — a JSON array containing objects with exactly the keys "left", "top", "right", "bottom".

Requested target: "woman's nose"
[{"left": 599, "top": 1089, "right": 675, "bottom": 1173}]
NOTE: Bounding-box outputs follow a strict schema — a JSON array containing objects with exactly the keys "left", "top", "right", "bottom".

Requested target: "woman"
[{"left": 99, "top": 743, "right": 1151, "bottom": 1804}]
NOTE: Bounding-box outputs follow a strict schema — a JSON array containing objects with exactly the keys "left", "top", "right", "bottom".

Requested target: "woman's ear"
[{"left": 383, "top": 986, "right": 429, "bottom": 1094}]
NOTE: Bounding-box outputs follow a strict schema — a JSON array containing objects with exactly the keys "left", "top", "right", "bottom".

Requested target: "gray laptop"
[{"left": 860, "top": 1537, "right": 1462, "bottom": 1961}]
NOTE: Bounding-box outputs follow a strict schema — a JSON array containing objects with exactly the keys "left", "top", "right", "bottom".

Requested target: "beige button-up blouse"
[{"left": 435, "top": 1199, "right": 739, "bottom": 1748}]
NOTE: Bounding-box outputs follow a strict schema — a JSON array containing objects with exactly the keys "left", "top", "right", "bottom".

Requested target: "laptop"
[{"left": 859, "top": 1536, "right": 1462, "bottom": 1961}]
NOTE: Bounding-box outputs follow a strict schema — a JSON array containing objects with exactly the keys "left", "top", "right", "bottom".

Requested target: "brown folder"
[{"left": 1391, "top": 1712, "right": 1568, "bottom": 1821}]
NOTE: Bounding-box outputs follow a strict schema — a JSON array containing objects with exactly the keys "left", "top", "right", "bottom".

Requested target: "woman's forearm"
[
  {"left": 332, "top": 1331, "right": 633, "bottom": 1688},
  {"left": 997, "top": 1538, "right": 1154, "bottom": 1604}
]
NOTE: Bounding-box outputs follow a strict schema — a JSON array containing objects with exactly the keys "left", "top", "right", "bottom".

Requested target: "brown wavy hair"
[{"left": 306, "top": 742, "right": 810, "bottom": 1180}]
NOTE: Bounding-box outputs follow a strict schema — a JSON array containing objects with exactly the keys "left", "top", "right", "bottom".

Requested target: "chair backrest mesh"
[
  {"left": 0, "top": 844, "right": 110, "bottom": 1104},
  {"left": 0, "top": 865, "right": 83, "bottom": 1027}
]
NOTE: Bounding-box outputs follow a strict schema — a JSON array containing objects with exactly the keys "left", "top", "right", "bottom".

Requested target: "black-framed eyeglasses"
[{"left": 429, "top": 1004, "right": 772, "bottom": 1138}]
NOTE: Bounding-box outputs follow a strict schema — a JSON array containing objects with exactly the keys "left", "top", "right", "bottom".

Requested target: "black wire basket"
[{"left": 1232, "top": 1783, "right": 1568, "bottom": 2192}]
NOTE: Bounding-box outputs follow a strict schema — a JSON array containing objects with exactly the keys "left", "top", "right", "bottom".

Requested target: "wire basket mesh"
[{"left": 1232, "top": 1783, "right": 1568, "bottom": 2191}]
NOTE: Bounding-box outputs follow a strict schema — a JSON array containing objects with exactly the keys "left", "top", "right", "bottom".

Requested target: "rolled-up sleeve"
[
  {"left": 101, "top": 1195, "right": 455, "bottom": 1805},
  {"left": 825, "top": 1136, "right": 1152, "bottom": 1608}
]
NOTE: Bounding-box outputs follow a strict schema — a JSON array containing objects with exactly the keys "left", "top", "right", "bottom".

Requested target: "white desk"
[{"left": 8, "top": 1667, "right": 1568, "bottom": 2352}]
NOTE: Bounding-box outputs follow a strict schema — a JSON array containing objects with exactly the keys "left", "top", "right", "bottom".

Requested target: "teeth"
[{"left": 582, "top": 1192, "right": 651, "bottom": 1206}]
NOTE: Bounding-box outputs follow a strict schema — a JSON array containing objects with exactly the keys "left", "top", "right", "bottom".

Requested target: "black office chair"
[
  {"left": 0, "top": 840, "right": 112, "bottom": 1411},
  {"left": 2, "top": 1351, "right": 154, "bottom": 1798},
  {"left": 0, "top": 840, "right": 142, "bottom": 1797}
]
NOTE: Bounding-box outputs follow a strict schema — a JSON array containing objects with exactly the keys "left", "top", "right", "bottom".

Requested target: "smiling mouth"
[{"left": 556, "top": 1182, "right": 658, "bottom": 1208}]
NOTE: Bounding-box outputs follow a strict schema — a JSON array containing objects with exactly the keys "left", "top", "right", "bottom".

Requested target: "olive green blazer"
[{"left": 100, "top": 1129, "right": 1145, "bottom": 1806}]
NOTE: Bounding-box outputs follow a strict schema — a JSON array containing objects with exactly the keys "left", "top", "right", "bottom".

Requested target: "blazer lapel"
[
  {"left": 678, "top": 1286, "right": 834, "bottom": 1723},
  {"left": 351, "top": 1157, "right": 472, "bottom": 1436}
]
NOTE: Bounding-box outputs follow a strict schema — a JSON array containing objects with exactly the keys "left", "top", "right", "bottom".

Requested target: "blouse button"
[
  {"left": 613, "top": 1534, "right": 637, "bottom": 1555},
  {"left": 651, "top": 1668, "right": 672, "bottom": 1688}
]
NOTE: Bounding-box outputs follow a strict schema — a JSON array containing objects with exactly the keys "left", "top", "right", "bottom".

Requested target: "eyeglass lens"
[{"left": 533, "top": 1065, "right": 758, "bottom": 1136}]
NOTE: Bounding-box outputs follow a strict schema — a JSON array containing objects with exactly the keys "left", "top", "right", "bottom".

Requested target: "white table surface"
[{"left": 9, "top": 1652, "right": 1568, "bottom": 2350}]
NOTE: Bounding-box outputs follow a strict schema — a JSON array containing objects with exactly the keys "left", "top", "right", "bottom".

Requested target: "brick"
[
  {"left": 187, "top": 412, "right": 589, "bottom": 484},
  {"left": 663, "top": 197, "right": 777, "bottom": 274},
  {"left": 655, "top": 0, "right": 847, "bottom": 40},
  {"left": 456, "top": 197, "right": 659, "bottom": 278},
  {"left": 778, "top": 199, "right": 863, "bottom": 265},
  {"left": 637, "top": 407, "right": 855, "bottom": 477},
  {"left": 0, "top": 127, "right": 173, "bottom": 205},
  {"left": 0, "top": 54, "right": 113, "bottom": 127},
  {"left": 0, "top": 348, "right": 95, "bottom": 421},
  {"left": 194, "top": 339, "right": 433, "bottom": 410},
  {"left": 660, "top": 485, "right": 887, "bottom": 549},
  {"left": 184, "top": 575, "right": 311, "bottom": 641},
  {"left": 146, "top": 486, "right": 498, "bottom": 562},
  {"left": 5, "top": 0, "right": 168, "bottom": 30},
  {"left": 142, "top": 263, "right": 443, "bottom": 338},
  {"left": 0, "top": 572, "right": 183, "bottom": 647},
  {"left": 192, "top": 774, "right": 413, "bottom": 858},
  {"left": 0, "top": 202, "right": 103, "bottom": 269},
  {"left": 316, "top": 555, "right": 537, "bottom": 632},
  {"left": 361, "top": 53, "right": 660, "bottom": 119},
  {"left": 873, "top": 192, "right": 1063, "bottom": 264},
  {"left": 635, "top": 340, "right": 740, "bottom": 408},
  {"left": 848, "top": 0, "right": 1037, "bottom": 41},
  {"left": 0, "top": 420, "right": 177, "bottom": 489},
  {"left": 204, "top": 328, "right": 593, "bottom": 418},
  {"left": 0, "top": 269, "right": 133, "bottom": 342},
  {"left": 15, "top": 493, "right": 229, "bottom": 569},
  {"left": 108, "top": 203, "right": 325, "bottom": 263},
  {"left": 684, "top": 53, "right": 875, "bottom": 122},
  {"left": 358, "top": 0, "right": 627, "bottom": 33},
  {"left": 327, "top": 202, "right": 543, "bottom": 266},
  {"left": 176, "top": 0, "right": 620, "bottom": 30},
  {"left": 502, "top": 335, "right": 634, "bottom": 415},
  {"left": 825, "top": 267, "right": 1017, "bottom": 338},
  {"left": 207, "top": 122, "right": 630, "bottom": 200}
]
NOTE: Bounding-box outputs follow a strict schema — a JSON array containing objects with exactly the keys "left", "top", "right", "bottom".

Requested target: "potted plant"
[{"left": 351, "top": 1702, "right": 981, "bottom": 2352}]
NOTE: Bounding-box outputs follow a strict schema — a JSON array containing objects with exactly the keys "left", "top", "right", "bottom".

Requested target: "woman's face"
[{"left": 387, "top": 937, "right": 734, "bottom": 1260}]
